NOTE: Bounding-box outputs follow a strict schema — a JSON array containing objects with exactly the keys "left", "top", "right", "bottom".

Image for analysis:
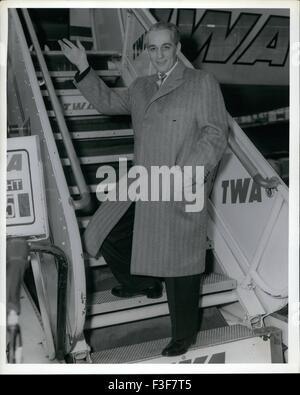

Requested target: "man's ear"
[{"left": 176, "top": 42, "right": 181, "bottom": 54}]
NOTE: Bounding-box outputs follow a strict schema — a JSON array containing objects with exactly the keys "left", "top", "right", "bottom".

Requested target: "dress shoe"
[
  {"left": 111, "top": 282, "right": 163, "bottom": 299},
  {"left": 162, "top": 334, "right": 197, "bottom": 357}
]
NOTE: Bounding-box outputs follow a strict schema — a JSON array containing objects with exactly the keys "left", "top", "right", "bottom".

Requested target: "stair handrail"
[
  {"left": 227, "top": 116, "right": 281, "bottom": 195},
  {"left": 125, "top": 9, "right": 282, "bottom": 196},
  {"left": 29, "top": 243, "right": 69, "bottom": 360},
  {"left": 21, "top": 9, "right": 92, "bottom": 211}
]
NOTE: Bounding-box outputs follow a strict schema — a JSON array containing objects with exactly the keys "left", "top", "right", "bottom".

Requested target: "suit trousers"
[{"left": 100, "top": 202, "right": 201, "bottom": 340}]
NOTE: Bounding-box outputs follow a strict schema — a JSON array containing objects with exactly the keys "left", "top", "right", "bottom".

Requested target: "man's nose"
[{"left": 157, "top": 48, "right": 164, "bottom": 59}]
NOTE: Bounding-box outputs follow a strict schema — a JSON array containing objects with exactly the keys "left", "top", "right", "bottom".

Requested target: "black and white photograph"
[{"left": 1, "top": 0, "right": 299, "bottom": 374}]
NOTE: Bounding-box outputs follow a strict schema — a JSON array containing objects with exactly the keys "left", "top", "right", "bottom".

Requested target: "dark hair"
[{"left": 146, "top": 22, "right": 181, "bottom": 45}]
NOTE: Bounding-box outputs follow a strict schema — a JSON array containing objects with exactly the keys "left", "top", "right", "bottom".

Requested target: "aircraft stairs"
[{"left": 7, "top": 9, "right": 289, "bottom": 364}]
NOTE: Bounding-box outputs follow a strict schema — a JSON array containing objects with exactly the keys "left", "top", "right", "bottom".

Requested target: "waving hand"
[{"left": 58, "top": 39, "right": 89, "bottom": 72}]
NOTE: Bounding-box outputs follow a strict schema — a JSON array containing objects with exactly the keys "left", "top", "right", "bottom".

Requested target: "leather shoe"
[
  {"left": 111, "top": 282, "right": 163, "bottom": 299},
  {"left": 162, "top": 334, "right": 197, "bottom": 357}
]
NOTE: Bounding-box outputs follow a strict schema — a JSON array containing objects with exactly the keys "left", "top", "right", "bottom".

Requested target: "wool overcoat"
[{"left": 75, "top": 60, "right": 229, "bottom": 277}]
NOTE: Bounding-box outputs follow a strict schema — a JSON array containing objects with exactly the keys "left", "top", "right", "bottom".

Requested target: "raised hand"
[{"left": 58, "top": 39, "right": 89, "bottom": 72}]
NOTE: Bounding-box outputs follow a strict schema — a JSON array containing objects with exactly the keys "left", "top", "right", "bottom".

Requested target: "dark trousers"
[{"left": 100, "top": 203, "right": 201, "bottom": 340}]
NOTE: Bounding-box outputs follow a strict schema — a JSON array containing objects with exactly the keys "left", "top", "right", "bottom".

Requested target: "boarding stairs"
[{"left": 7, "top": 9, "right": 289, "bottom": 363}]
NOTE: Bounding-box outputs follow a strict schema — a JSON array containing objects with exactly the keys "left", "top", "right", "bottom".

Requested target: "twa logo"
[
  {"left": 175, "top": 351, "right": 225, "bottom": 364},
  {"left": 63, "top": 102, "right": 94, "bottom": 111},
  {"left": 150, "top": 9, "right": 289, "bottom": 67},
  {"left": 222, "top": 178, "right": 262, "bottom": 204}
]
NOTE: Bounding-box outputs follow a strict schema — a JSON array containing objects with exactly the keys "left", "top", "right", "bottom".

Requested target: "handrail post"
[{"left": 21, "top": 9, "right": 92, "bottom": 212}]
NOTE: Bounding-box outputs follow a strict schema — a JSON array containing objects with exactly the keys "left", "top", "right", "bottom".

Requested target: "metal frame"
[
  {"left": 10, "top": 9, "right": 86, "bottom": 353},
  {"left": 22, "top": 9, "right": 92, "bottom": 212},
  {"left": 240, "top": 193, "right": 287, "bottom": 298},
  {"left": 30, "top": 243, "right": 69, "bottom": 360},
  {"left": 30, "top": 253, "right": 56, "bottom": 360},
  {"left": 254, "top": 326, "right": 284, "bottom": 363}
]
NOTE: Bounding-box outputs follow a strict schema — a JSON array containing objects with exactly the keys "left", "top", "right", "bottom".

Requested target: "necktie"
[{"left": 157, "top": 73, "right": 167, "bottom": 88}]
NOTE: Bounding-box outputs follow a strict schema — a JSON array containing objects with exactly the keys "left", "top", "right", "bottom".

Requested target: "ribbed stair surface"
[
  {"left": 42, "top": 88, "right": 127, "bottom": 96},
  {"left": 45, "top": 90, "right": 129, "bottom": 117},
  {"left": 90, "top": 324, "right": 254, "bottom": 363},
  {"left": 62, "top": 153, "right": 133, "bottom": 166},
  {"left": 49, "top": 115, "right": 132, "bottom": 132},
  {"left": 37, "top": 70, "right": 121, "bottom": 78},
  {"left": 54, "top": 129, "right": 133, "bottom": 140},
  {"left": 32, "top": 51, "right": 121, "bottom": 71},
  {"left": 87, "top": 273, "right": 237, "bottom": 316}
]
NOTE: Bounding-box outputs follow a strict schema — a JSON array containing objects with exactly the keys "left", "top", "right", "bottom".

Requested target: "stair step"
[
  {"left": 46, "top": 78, "right": 119, "bottom": 90},
  {"left": 55, "top": 129, "right": 133, "bottom": 140},
  {"left": 61, "top": 153, "right": 133, "bottom": 166},
  {"left": 85, "top": 290, "right": 238, "bottom": 330},
  {"left": 42, "top": 87, "right": 127, "bottom": 96},
  {"left": 37, "top": 70, "right": 120, "bottom": 78},
  {"left": 33, "top": 51, "right": 121, "bottom": 73},
  {"left": 87, "top": 273, "right": 237, "bottom": 317},
  {"left": 70, "top": 184, "right": 114, "bottom": 195},
  {"left": 46, "top": 92, "right": 129, "bottom": 117},
  {"left": 90, "top": 324, "right": 254, "bottom": 363},
  {"left": 46, "top": 92, "right": 131, "bottom": 117},
  {"left": 48, "top": 109, "right": 100, "bottom": 117},
  {"left": 31, "top": 50, "right": 122, "bottom": 57},
  {"left": 50, "top": 115, "right": 132, "bottom": 133},
  {"left": 86, "top": 255, "right": 107, "bottom": 268},
  {"left": 57, "top": 136, "right": 133, "bottom": 159}
]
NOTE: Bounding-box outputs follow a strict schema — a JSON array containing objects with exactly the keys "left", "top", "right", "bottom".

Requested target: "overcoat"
[{"left": 75, "top": 60, "right": 228, "bottom": 277}]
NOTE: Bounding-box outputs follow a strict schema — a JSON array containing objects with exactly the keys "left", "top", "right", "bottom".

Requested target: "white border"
[{"left": 0, "top": 0, "right": 299, "bottom": 374}]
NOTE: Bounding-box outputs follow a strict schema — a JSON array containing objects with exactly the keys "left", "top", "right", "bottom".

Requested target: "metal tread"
[
  {"left": 87, "top": 273, "right": 237, "bottom": 316},
  {"left": 61, "top": 153, "right": 133, "bottom": 166},
  {"left": 49, "top": 114, "right": 132, "bottom": 132},
  {"left": 48, "top": 109, "right": 100, "bottom": 117},
  {"left": 55, "top": 129, "right": 133, "bottom": 140},
  {"left": 32, "top": 50, "right": 121, "bottom": 56},
  {"left": 42, "top": 88, "right": 127, "bottom": 96},
  {"left": 37, "top": 70, "right": 120, "bottom": 78},
  {"left": 70, "top": 184, "right": 114, "bottom": 195},
  {"left": 90, "top": 324, "right": 254, "bottom": 363}
]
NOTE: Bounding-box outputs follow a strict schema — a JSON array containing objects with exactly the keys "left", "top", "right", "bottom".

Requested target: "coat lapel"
[
  {"left": 144, "top": 60, "right": 187, "bottom": 113},
  {"left": 143, "top": 74, "right": 159, "bottom": 105}
]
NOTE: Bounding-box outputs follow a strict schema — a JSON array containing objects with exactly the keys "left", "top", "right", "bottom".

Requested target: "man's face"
[{"left": 147, "top": 29, "right": 180, "bottom": 74}]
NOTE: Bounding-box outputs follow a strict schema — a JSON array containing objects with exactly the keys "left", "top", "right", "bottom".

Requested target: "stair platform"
[{"left": 90, "top": 324, "right": 256, "bottom": 363}]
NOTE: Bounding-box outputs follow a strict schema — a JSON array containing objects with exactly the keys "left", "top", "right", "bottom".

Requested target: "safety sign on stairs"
[{"left": 6, "top": 136, "right": 49, "bottom": 240}]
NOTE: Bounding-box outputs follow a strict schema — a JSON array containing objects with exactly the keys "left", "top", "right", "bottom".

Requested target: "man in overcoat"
[{"left": 59, "top": 21, "right": 228, "bottom": 356}]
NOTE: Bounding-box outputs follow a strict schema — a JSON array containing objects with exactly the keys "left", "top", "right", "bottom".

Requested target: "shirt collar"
[{"left": 157, "top": 59, "right": 178, "bottom": 81}]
